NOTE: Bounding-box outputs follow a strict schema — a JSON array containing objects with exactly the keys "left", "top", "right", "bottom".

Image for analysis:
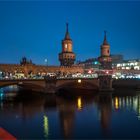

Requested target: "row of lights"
[{"left": 116, "top": 62, "right": 138, "bottom": 67}]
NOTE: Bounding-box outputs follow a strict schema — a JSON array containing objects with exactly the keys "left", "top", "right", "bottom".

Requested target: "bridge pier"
[
  {"left": 98, "top": 75, "right": 113, "bottom": 93},
  {"left": 44, "top": 76, "right": 57, "bottom": 94}
]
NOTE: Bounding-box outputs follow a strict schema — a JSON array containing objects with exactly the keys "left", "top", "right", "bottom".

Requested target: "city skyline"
[{"left": 0, "top": 1, "right": 140, "bottom": 65}]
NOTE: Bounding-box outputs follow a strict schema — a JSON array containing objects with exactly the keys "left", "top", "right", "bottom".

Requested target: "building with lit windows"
[
  {"left": 77, "top": 56, "right": 140, "bottom": 71},
  {"left": 113, "top": 59, "right": 140, "bottom": 70},
  {"left": 76, "top": 54, "right": 123, "bottom": 70},
  {"left": 76, "top": 58, "right": 100, "bottom": 70}
]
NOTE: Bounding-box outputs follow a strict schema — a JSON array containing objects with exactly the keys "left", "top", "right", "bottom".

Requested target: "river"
[{"left": 0, "top": 86, "right": 140, "bottom": 139}]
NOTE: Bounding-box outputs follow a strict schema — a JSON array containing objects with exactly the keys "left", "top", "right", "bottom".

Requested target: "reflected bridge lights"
[
  {"left": 0, "top": 93, "right": 4, "bottom": 98},
  {"left": 0, "top": 89, "right": 4, "bottom": 101},
  {"left": 43, "top": 115, "right": 49, "bottom": 138},
  {"left": 77, "top": 97, "right": 82, "bottom": 110},
  {"left": 114, "top": 97, "right": 119, "bottom": 110},
  {"left": 0, "top": 90, "right": 4, "bottom": 109}
]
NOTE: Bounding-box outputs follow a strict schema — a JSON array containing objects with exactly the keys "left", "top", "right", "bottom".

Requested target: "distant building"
[
  {"left": 112, "top": 59, "right": 140, "bottom": 70},
  {"left": 111, "top": 54, "right": 123, "bottom": 63},
  {"left": 76, "top": 58, "right": 100, "bottom": 70},
  {"left": 77, "top": 57, "right": 140, "bottom": 71}
]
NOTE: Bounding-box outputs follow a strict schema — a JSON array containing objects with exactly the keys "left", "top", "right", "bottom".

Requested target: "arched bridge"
[
  {"left": 1, "top": 77, "right": 139, "bottom": 94},
  {"left": 0, "top": 78, "right": 100, "bottom": 93}
]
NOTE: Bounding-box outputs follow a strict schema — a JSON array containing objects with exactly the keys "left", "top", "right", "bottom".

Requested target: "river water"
[{"left": 0, "top": 86, "right": 140, "bottom": 139}]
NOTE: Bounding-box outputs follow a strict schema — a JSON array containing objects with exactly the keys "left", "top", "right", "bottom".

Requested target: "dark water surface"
[{"left": 0, "top": 87, "right": 140, "bottom": 139}]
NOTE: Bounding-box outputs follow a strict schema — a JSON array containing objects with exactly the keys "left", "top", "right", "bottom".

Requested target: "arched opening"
[
  {"left": 0, "top": 84, "right": 20, "bottom": 101},
  {"left": 57, "top": 81, "right": 99, "bottom": 96}
]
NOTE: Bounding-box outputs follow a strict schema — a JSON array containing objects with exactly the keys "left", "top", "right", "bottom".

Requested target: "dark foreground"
[{"left": 0, "top": 87, "right": 140, "bottom": 139}]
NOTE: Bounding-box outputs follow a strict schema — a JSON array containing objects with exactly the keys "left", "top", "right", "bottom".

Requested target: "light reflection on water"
[
  {"left": 77, "top": 97, "right": 82, "bottom": 110},
  {"left": 0, "top": 87, "right": 140, "bottom": 139},
  {"left": 43, "top": 115, "right": 49, "bottom": 138},
  {"left": 0, "top": 88, "right": 4, "bottom": 100},
  {"left": 113, "top": 94, "right": 140, "bottom": 120}
]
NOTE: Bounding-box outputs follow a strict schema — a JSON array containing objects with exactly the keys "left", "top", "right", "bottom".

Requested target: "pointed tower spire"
[
  {"left": 64, "top": 22, "right": 71, "bottom": 40},
  {"left": 103, "top": 30, "right": 109, "bottom": 45}
]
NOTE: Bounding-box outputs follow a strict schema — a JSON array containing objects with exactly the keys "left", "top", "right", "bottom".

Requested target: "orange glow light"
[
  {"left": 77, "top": 97, "right": 82, "bottom": 110},
  {"left": 115, "top": 97, "right": 119, "bottom": 110}
]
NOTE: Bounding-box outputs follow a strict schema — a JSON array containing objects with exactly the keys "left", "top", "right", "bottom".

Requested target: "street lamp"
[{"left": 45, "top": 59, "right": 48, "bottom": 66}]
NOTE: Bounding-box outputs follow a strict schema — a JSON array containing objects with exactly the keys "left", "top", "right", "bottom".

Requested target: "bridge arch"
[
  {"left": 0, "top": 80, "right": 46, "bottom": 92},
  {"left": 56, "top": 79, "right": 99, "bottom": 91}
]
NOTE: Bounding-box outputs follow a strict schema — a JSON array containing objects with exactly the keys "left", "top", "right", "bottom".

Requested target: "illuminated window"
[
  {"left": 130, "top": 63, "right": 134, "bottom": 66},
  {"left": 94, "top": 61, "right": 98, "bottom": 65},
  {"left": 117, "top": 64, "right": 121, "bottom": 67},
  {"left": 134, "top": 66, "right": 139, "bottom": 70},
  {"left": 123, "top": 63, "right": 126, "bottom": 66},
  {"left": 126, "top": 67, "right": 130, "bottom": 70}
]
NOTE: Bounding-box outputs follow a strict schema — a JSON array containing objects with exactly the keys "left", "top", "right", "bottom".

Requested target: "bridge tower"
[
  {"left": 98, "top": 31, "right": 113, "bottom": 92},
  {"left": 59, "top": 23, "right": 76, "bottom": 66},
  {"left": 98, "top": 31, "right": 112, "bottom": 69}
]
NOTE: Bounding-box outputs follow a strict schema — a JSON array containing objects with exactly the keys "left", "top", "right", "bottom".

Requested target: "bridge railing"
[{"left": 0, "top": 72, "right": 140, "bottom": 80}]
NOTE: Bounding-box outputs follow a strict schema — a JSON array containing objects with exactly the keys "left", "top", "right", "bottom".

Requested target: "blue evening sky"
[{"left": 0, "top": 1, "right": 140, "bottom": 65}]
